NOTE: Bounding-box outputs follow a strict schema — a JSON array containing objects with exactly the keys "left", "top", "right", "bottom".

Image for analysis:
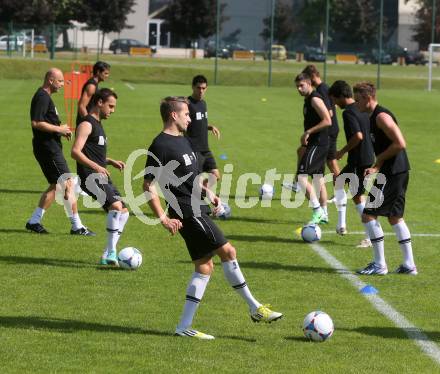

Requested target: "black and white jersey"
[
  {"left": 186, "top": 96, "right": 209, "bottom": 152},
  {"left": 303, "top": 91, "right": 329, "bottom": 146},
  {"left": 30, "top": 87, "right": 62, "bottom": 151},
  {"left": 316, "top": 82, "right": 339, "bottom": 137},
  {"left": 145, "top": 132, "right": 209, "bottom": 218},
  {"left": 370, "top": 105, "right": 410, "bottom": 175},
  {"left": 343, "top": 103, "right": 375, "bottom": 167},
  {"left": 76, "top": 78, "right": 98, "bottom": 126},
  {"left": 76, "top": 114, "right": 107, "bottom": 176}
]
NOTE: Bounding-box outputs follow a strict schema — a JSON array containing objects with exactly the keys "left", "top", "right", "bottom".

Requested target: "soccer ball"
[
  {"left": 259, "top": 183, "right": 274, "bottom": 200},
  {"left": 215, "top": 202, "right": 232, "bottom": 220},
  {"left": 118, "top": 247, "right": 142, "bottom": 270},
  {"left": 303, "top": 311, "right": 334, "bottom": 342},
  {"left": 301, "top": 224, "right": 322, "bottom": 242}
]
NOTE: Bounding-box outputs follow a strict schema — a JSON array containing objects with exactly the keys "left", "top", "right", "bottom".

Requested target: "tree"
[
  {"left": 162, "top": 0, "right": 228, "bottom": 47},
  {"left": 406, "top": 0, "right": 440, "bottom": 49},
  {"left": 260, "top": 0, "right": 296, "bottom": 45}
]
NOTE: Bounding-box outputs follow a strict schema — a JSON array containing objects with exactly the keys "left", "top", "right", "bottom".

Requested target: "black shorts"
[
  {"left": 79, "top": 173, "right": 124, "bottom": 211},
  {"left": 338, "top": 164, "right": 372, "bottom": 197},
  {"left": 178, "top": 214, "right": 228, "bottom": 261},
  {"left": 196, "top": 151, "right": 218, "bottom": 174},
  {"left": 34, "top": 149, "right": 71, "bottom": 184},
  {"left": 364, "top": 171, "right": 409, "bottom": 217},
  {"left": 297, "top": 145, "right": 328, "bottom": 176},
  {"left": 326, "top": 135, "right": 338, "bottom": 160}
]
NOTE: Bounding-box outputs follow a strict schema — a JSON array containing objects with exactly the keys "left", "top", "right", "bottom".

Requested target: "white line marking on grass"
[
  {"left": 125, "top": 83, "right": 135, "bottom": 90},
  {"left": 322, "top": 231, "right": 440, "bottom": 237},
  {"left": 311, "top": 242, "right": 440, "bottom": 366}
]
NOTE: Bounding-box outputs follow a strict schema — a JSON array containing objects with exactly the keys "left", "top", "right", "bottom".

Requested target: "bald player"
[{"left": 26, "top": 68, "right": 94, "bottom": 236}]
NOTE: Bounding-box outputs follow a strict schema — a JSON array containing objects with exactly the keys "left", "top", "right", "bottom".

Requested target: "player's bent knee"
[{"left": 109, "top": 201, "right": 125, "bottom": 211}]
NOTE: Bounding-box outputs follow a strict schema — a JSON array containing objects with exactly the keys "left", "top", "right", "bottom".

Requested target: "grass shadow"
[
  {"left": 225, "top": 216, "right": 302, "bottom": 225},
  {"left": 226, "top": 234, "right": 336, "bottom": 245},
  {"left": 0, "top": 255, "right": 94, "bottom": 269},
  {"left": 239, "top": 261, "right": 339, "bottom": 274},
  {"left": 339, "top": 326, "right": 440, "bottom": 342},
  {"left": 0, "top": 188, "right": 41, "bottom": 194},
  {"left": 0, "top": 229, "right": 28, "bottom": 234}
]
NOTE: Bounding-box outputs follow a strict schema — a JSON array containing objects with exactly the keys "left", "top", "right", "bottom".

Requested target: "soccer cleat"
[
  {"left": 336, "top": 227, "right": 347, "bottom": 236},
  {"left": 282, "top": 181, "right": 299, "bottom": 192},
  {"left": 356, "top": 262, "right": 388, "bottom": 275},
  {"left": 174, "top": 328, "right": 215, "bottom": 340},
  {"left": 250, "top": 304, "right": 283, "bottom": 323},
  {"left": 310, "top": 208, "right": 325, "bottom": 225},
  {"left": 70, "top": 227, "right": 96, "bottom": 236},
  {"left": 104, "top": 251, "right": 119, "bottom": 266},
  {"left": 356, "top": 238, "right": 372, "bottom": 248},
  {"left": 394, "top": 264, "right": 418, "bottom": 275},
  {"left": 99, "top": 258, "right": 108, "bottom": 266},
  {"left": 319, "top": 214, "right": 329, "bottom": 225},
  {"left": 327, "top": 196, "right": 336, "bottom": 204},
  {"left": 25, "top": 222, "right": 48, "bottom": 234}
]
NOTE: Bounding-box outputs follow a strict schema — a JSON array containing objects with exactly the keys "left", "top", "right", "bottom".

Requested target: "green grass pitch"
[{"left": 0, "top": 60, "right": 440, "bottom": 372}]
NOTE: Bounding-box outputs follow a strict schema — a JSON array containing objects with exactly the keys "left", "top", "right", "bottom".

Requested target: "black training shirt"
[
  {"left": 30, "top": 87, "right": 62, "bottom": 151},
  {"left": 186, "top": 96, "right": 209, "bottom": 152},
  {"left": 303, "top": 91, "right": 329, "bottom": 146},
  {"left": 76, "top": 78, "right": 98, "bottom": 126},
  {"left": 343, "top": 103, "right": 375, "bottom": 166},
  {"left": 145, "top": 132, "right": 210, "bottom": 218},
  {"left": 316, "top": 82, "right": 339, "bottom": 137}
]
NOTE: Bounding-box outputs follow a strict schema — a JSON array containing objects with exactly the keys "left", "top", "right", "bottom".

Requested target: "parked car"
[
  {"left": 204, "top": 40, "right": 228, "bottom": 58},
  {"left": 403, "top": 50, "right": 428, "bottom": 65},
  {"left": 362, "top": 49, "right": 393, "bottom": 64},
  {"left": 304, "top": 46, "right": 326, "bottom": 62},
  {"left": 109, "top": 38, "right": 148, "bottom": 54},
  {"left": 0, "top": 35, "right": 25, "bottom": 51},
  {"left": 264, "top": 44, "right": 287, "bottom": 60}
]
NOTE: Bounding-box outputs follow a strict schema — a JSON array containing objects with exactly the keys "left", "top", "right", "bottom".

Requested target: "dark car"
[
  {"left": 109, "top": 38, "right": 148, "bottom": 54},
  {"left": 304, "top": 46, "right": 326, "bottom": 62},
  {"left": 362, "top": 49, "right": 393, "bottom": 64},
  {"left": 404, "top": 50, "right": 428, "bottom": 65},
  {"left": 204, "top": 41, "right": 253, "bottom": 59}
]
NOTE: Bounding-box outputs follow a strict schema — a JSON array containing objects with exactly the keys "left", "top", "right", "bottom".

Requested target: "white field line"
[
  {"left": 322, "top": 231, "right": 440, "bottom": 237},
  {"left": 311, "top": 242, "right": 440, "bottom": 366},
  {"left": 125, "top": 82, "right": 135, "bottom": 90}
]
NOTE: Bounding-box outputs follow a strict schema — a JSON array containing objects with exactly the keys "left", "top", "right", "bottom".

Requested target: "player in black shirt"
[
  {"left": 26, "top": 68, "right": 94, "bottom": 236},
  {"left": 302, "top": 65, "right": 340, "bottom": 186},
  {"left": 295, "top": 73, "right": 332, "bottom": 225},
  {"left": 72, "top": 88, "right": 128, "bottom": 266},
  {"left": 353, "top": 82, "right": 416, "bottom": 275},
  {"left": 143, "top": 96, "right": 282, "bottom": 340},
  {"left": 329, "top": 80, "right": 375, "bottom": 247},
  {"left": 76, "top": 61, "right": 110, "bottom": 126},
  {"left": 186, "top": 75, "right": 220, "bottom": 182}
]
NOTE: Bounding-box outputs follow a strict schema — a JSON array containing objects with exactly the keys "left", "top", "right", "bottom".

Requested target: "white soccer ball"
[
  {"left": 118, "top": 247, "right": 142, "bottom": 270},
  {"left": 215, "top": 202, "right": 232, "bottom": 220},
  {"left": 259, "top": 183, "right": 274, "bottom": 200},
  {"left": 301, "top": 224, "right": 322, "bottom": 242},
  {"left": 303, "top": 311, "right": 334, "bottom": 342}
]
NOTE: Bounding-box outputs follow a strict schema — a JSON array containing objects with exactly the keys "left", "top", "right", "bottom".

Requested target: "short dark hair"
[
  {"left": 91, "top": 88, "right": 118, "bottom": 106},
  {"left": 328, "top": 80, "right": 353, "bottom": 98},
  {"left": 160, "top": 96, "right": 189, "bottom": 122},
  {"left": 302, "top": 64, "right": 320, "bottom": 78},
  {"left": 192, "top": 75, "right": 208, "bottom": 86},
  {"left": 353, "top": 82, "right": 376, "bottom": 98},
  {"left": 295, "top": 73, "right": 312, "bottom": 83},
  {"left": 93, "top": 61, "right": 111, "bottom": 75}
]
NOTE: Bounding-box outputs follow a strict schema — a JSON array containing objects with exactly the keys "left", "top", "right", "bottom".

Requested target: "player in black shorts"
[
  {"left": 76, "top": 61, "right": 110, "bottom": 126},
  {"left": 72, "top": 88, "right": 129, "bottom": 266},
  {"left": 295, "top": 73, "right": 332, "bottom": 225},
  {"left": 329, "top": 81, "right": 375, "bottom": 247},
  {"left": 143, "top": 96, "right": 282, "bottom": 340},
  {"left": 26, "top": 68, "right": 94, "bottom": 236},
  {"left": 353, "top": 82, "right": 417, "bottom": 275},
  {"left": 186, "top": 75, "right": 221, "bottom": 183}
]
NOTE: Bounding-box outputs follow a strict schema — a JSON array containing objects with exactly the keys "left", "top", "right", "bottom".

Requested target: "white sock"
[
  {"left": 335, "top": 189, "right": 347, "bottom": 229},
  {"left": 365, "top": 220, "right": 386, "bottom": 267},
  {"left": 222, "top": 260, "right": 260, "bottom": 311},
  {"left": 310, "top": 197, "right": 320, "bottom": 209},
  {"left": 392, "top": 221, "right": 415, "bottom": 268},
  {"left": 355, "top": 202, "right": 369, "bottom": 239},
  {"left": 29, "top": 207, "right": 45, "bottom": 224},
  {"left": 106, "top": 210, "right": 121, "bottom": 254},
  {"left": 177, "top": 272, "right": 210, "bottom": 330},
  {"left": 322, "top": 205, "right": 328, "bottom": 216},
  {"left": 115, "top": 211, "right": 129, "bottom": 248},
  {"left": 69, "top": 213, "right": 84, "bottom": 231}
]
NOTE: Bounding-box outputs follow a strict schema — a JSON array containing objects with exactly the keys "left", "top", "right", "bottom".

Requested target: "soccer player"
[
  {"left": 353, "top": 82, "right": 417, "bottom": 275},
  {"left": 186, "top": 75, "right": 221, "bottom": 182},
  {"left": 328, "top": 80, "right": 374, "bottom": 247},
  {"left": 295, "top": 73, "right": 332, "bottom": 224},
  {"left": 26, "top": 68, "right": 94, "bottom": 236},
  {"left": 76, "top": 61, "right": 111, "bottom": 126},
  {"left": 143, "top": 96, "right": 282, "bottom": 340},
  {"left": 71, "top": 88, "right": 129, "bottom": 265}
]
